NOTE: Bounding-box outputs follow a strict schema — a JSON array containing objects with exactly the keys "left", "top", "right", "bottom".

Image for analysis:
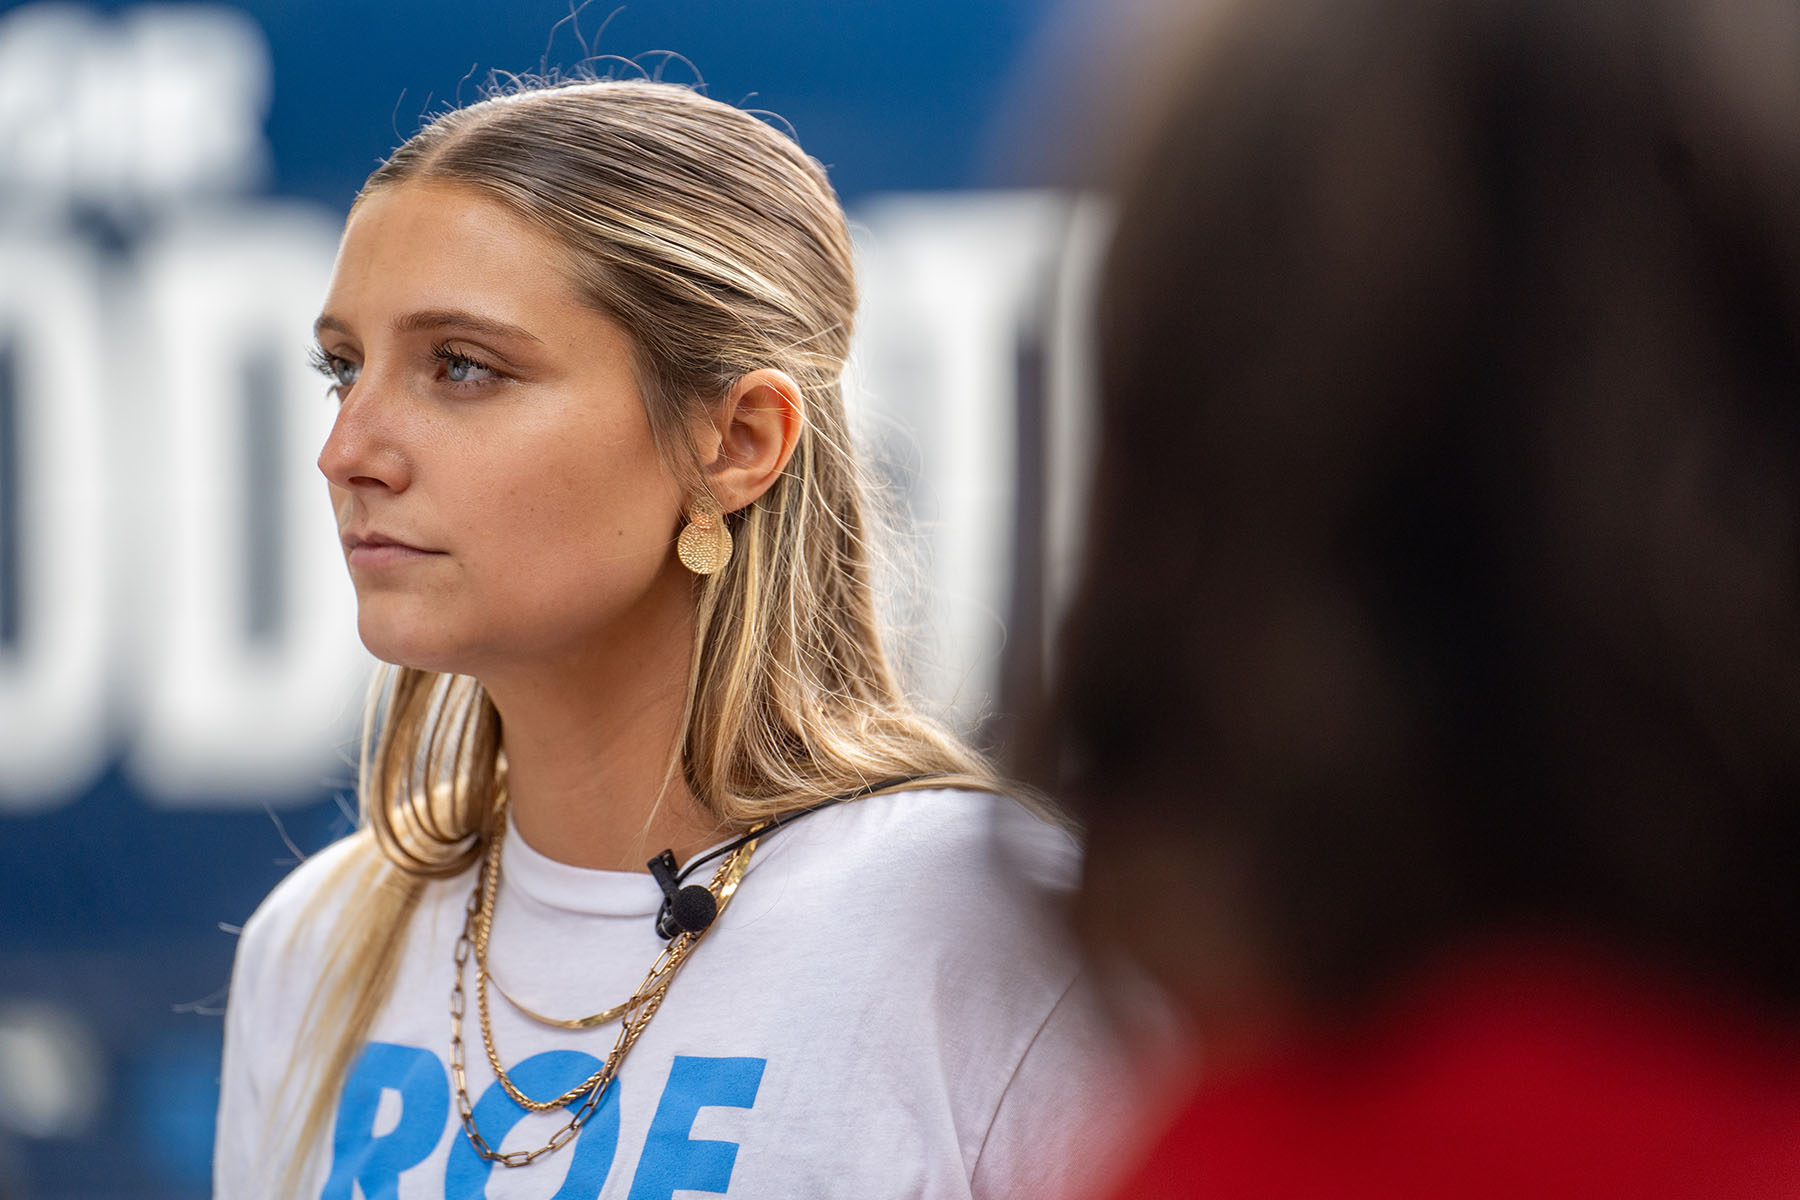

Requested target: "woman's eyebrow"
[{"left": 312, "top": 309, "right": 545, "bottom": 344}]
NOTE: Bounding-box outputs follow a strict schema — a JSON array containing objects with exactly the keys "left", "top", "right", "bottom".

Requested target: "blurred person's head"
[{"left": 1054, "top": 0, "right": 1800, "bottom": 1044}]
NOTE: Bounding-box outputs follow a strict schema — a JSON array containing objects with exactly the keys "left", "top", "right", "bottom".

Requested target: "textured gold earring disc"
[{"left": 677, "top": 517, "right": 731, "bottom": 575}]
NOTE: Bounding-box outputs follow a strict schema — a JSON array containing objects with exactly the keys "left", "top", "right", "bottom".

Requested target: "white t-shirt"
[{"left": 215, "top": 789, "right": 1141, "bottom": 1199}]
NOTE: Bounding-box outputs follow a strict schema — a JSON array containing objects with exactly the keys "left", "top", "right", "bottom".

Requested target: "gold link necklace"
[{"left": 448, "top": 819, "right": 759, "bottom": 1166}]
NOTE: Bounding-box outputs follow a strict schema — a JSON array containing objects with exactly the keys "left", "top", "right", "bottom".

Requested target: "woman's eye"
[
  {"left": 445, "top": 355, "right": 485, "bottom": 383},
  {"left": 433, "top": 346, "right": 499, "bottom": 385}
]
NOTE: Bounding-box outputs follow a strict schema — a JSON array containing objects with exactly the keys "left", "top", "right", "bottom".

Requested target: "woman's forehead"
[{"left": 321, "top": 182, "right": 598, "bottom": 341}]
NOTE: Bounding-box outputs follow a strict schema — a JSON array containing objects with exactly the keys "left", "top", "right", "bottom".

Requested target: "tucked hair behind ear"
[{"left": 273, "top": 78, "right": 995, "bottom": 1184}]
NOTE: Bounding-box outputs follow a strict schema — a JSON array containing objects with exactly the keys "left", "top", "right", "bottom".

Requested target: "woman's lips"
[{"left": 342, "top": 535, "right": 445, "bottom": 570}]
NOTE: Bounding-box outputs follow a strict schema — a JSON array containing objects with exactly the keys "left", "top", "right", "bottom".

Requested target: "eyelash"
[
  {"left": 306, "top": 343, "right": 340, "bottom": 378},
  {"left": 307, "top": 344, "right": 353, "bottom": 397}
]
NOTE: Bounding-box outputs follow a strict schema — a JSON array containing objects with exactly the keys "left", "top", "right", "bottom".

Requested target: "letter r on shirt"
[
  {"left": 320, "top": 1042, "right": 448, "bottom": 1200},
  {"left": 627, "top": 1056, "right": 766, "bottom": 1200}
]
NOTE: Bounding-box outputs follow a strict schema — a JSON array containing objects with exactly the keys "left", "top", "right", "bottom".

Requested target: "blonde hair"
[{"left": 274, "top": 78, "right": 996, "bottom": 1183}]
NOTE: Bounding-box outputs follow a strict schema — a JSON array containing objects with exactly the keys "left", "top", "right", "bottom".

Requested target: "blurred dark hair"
[{"left": 1055, "top": 0, "right": 1800, "bottom": 1015}]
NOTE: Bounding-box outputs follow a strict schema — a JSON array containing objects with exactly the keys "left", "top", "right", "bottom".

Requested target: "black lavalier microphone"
[
  {"left": 648, "top": 849, "right": 718, "bottom": 938},
  {"left": 647, "top": 774, "right": 944, "bottom": 940}
]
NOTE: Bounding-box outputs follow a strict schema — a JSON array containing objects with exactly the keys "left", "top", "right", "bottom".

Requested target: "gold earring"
[{"left": 676, "top": 508, "right": 732, "bottom": 576}]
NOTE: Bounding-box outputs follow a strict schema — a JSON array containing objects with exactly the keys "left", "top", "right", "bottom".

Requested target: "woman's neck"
[{"left": 478, "top": 594, "right": 727, "bottom": 873}]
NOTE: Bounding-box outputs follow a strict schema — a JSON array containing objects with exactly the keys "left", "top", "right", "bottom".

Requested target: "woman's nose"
[{"left": 317, "top": 374, "right": 412, "bottom": 493}]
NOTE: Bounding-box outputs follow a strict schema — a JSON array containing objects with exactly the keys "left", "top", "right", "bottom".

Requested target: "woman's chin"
[{"left": 356, "top": 618, "right": 472, "bottom": 677}]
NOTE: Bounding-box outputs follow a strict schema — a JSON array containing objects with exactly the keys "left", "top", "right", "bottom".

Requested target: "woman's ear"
[{"left": 696, "top": 368, "right": 804, "bottom": 513}]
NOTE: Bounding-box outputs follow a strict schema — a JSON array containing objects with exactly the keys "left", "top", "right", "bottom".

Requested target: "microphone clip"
[{"left": 648, "top": 849, "right": 719, "bottom": 940}]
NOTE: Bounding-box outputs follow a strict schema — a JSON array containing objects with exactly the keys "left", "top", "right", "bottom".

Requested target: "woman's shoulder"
[
  {"left": 757, "top": 787, "right": 1079, "bottom": 932},
  {"left": 798, "top": 784, "right": 1070, "bottom": 862}
]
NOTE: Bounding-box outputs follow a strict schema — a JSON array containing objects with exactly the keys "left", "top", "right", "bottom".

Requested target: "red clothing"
[{"left": 1106, "top": 946, "right": 1800, "bottom": 1198}]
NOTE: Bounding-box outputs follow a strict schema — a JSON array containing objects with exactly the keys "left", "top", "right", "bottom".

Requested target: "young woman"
[
  {"left": 1053, "top": 0, "right": 1800, "bottom": 1193},
  {"left": 214, "top": 79, "right": 1130, "bottom": 1198}
]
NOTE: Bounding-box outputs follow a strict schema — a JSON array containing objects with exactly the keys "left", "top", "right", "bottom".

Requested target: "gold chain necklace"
[
  {"left": 449, "top": 823, "right": 759, "bottom": 1167},
  {"left": 471, "top": 819, "right": 758, "bottom": 1096},
  {"left": 472, "top": 829, "right": 632, "bottom": 1031},
  {"left": 481, "top": 970, "right": 632, "bottom": 1030}
]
